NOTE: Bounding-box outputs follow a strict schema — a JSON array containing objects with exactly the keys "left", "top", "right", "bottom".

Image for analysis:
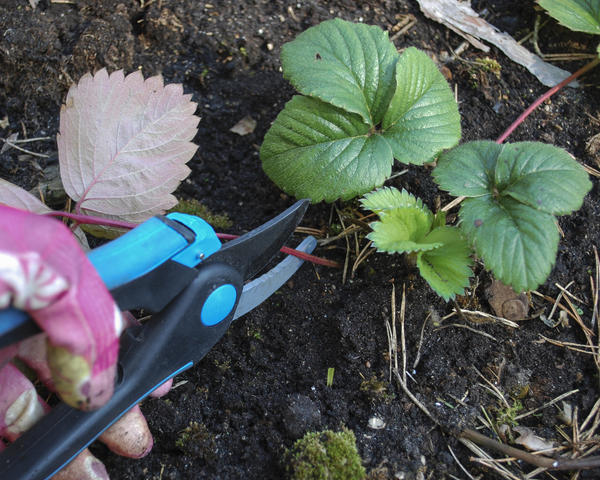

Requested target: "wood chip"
[{"left": 416, "top": 0, "right": 578, "bottom": 88}]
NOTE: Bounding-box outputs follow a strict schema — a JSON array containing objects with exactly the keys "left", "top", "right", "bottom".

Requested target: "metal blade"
[
  {"left": 206, "top": 199, "right": 309, "bottom": 281},
  {"left": 233, "top": 235, "right": 316, "bottom": 319}
]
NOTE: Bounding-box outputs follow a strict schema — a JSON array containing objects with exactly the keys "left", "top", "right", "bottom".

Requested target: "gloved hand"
[{"left": 0, "top": 205, "right": 165, "bottom": 480}]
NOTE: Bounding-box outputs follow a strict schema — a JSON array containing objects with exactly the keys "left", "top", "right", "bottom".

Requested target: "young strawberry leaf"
[
  {"left": 58, "top": 69, "right": 199, "bottom": 223},
  {"left": 261, "top": 20, "right": 461, "bottom": 203},
  {"left": 537, "top": 0, "right": 600, "bottom": 35},
  {"left": 280, "top": 18, "right": 399, "bottom": 126},
  {"left": 417, "top": 227, "right": 473, "bottom": 302},
  {"left": 361, "top": 186, "right": 425, "bottom": 213},
  {"left": 367, "top": 207, "right": 440, "bottom": 254},
  {"left": 460, "top": 196, "right": 559, "bottom": 293},
  {"left": 362, "top": 187, "right": 472, "bottom": 300},
  {"left": 434, "top": 141, "right": 592, "bottom": 292}
]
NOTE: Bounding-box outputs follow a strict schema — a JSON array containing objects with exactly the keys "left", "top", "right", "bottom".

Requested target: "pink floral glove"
[{"left": 0, "top": 205, "right": 163, "bottom": 480}]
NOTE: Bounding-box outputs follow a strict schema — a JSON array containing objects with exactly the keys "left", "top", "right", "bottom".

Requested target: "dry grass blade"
[
  {"left": 580, "top": 397, "right": 600, "bottom": 441},
  {"left": 435, "top": 323, "right": 499, "bottom": 341},
  {"left": 583, "top": 164, "right": 600, "bottom": 178},
  {"left": 514, "top": 389, "right": 578, "bottom": 421},
  {"left": 351, "top": 240, "right": 375, "bottom": 278},
  {"left": 591, "top": 246, "right": 599, "bottom": 329},
  {"left": 385, "top": 283, "right": 437, "bottom": 421},
  {"left": 555, "top": 281, "right": 585, "bottom": 304},
  {"left": 295, "top": 226, "right": 325, "bottom": 237},
  {"left": 317, "top": 224, "right": 362, "bottom": 246},
  {"left": 441, "top": 195, "right": 465, "bottom": 212},
  {"left": 390, "top": 14, "right": 417, "bottom": 41},
  {"left": 532, "top": 290, "right": 581, "bottom": 324},
  {"left": 473, "top": 366, "right": 509, "bottom": 408},
  {"left": 447, "top": 445, "right": 477, "bottom": 480},
  {"left": 385, "top": 284, "right": 397, "bottom": 382},
  {"left": 1, "top": 136, "right": 50, "bottom": 158},
  {"left": 461, "top": 428, "right": 600, "bottom": 470},
  {"left": 334, "top": 205, "right": 351, "bottom": 284},
  {"left": 542, "top": 53, "right": 598, "bottom": 61},
  {"left": 459, "top": 437, "right": 522, "bottom": 480},
  {"left": 413, "top": 310, "right": 434, "bottom": 370},
  {"left": 554, "top": 284, "right": 592, "bottom": 338},
  {"left": 445, "top": 308, "right": 520, "bottom": 328},
  {"left": 399, "top": 284, "right": 406, "bottom": 385},
  {"left": 537, "top": 335, "right": 599, "bottom": 356}
]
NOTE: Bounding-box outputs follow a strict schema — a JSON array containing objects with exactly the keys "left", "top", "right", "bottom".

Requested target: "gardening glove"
[{"left": 0, "top": 205, "right": 165, "bottom": 479}]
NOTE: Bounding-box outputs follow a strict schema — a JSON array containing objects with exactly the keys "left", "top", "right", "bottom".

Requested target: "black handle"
[{"left": 0, "top": 262, "right": 242, "bottom": 480}]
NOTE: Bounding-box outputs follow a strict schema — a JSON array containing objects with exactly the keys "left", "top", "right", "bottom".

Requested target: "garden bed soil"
[{"left": 2, "top": 1, "right": 600, "bottom": 479}]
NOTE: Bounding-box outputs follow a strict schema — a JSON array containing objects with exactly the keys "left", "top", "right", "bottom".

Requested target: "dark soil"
[{"left": 1, "top": 1, "right": 600, "bottom": 479}]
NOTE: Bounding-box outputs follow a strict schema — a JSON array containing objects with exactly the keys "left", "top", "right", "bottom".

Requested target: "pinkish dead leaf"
[
  {"left": 230, "top": 115, "right": 257, "bottom": 136},
  {"left": 58, "top": 69, "right": 199, "bottom": 223},
  {"left": 513, "top": 426, "right": 555, "bottom": 452},
  {"left": 0, "top": 179, "right": 52, "bottom": 214},
  {"left": 0, "top": 179, "right": 90, "bottom": 249}
]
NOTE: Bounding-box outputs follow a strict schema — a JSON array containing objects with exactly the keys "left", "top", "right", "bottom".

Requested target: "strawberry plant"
[
  {"left": 260, "top": 18, "right": 461, "bottom": 203},
  {"left": 260, "top": 18, "right": 594, "bottom": 299},
  {"left": 361, "top": 187, "right": 472, "bottom": 301},
  {"left": 433, "top": 141, "right": 591, "bottom": 293},
  {"left": 0, "top": 68, "right": 333, "bottom": 266}
]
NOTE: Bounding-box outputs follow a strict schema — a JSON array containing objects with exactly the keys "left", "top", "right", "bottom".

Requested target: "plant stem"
[
  {"left": 44, "top": 211, "right": 340, "bottom": 268},
  {"left": 217, "top": 233, "right": 340, "bottom": 267},
  {"left": 496, "top": 57, "right": 600, "bottom": 144},
  {"left": 444, "top": 58, "right": 599, "bottom": 212},
  {"left": 44, "top": 210, "right": 138, "bottom": 229}
]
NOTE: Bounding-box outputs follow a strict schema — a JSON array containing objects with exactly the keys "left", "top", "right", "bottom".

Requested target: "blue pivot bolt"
[{"left": 200, "top": 284, "right": 237, "bottom": 326}]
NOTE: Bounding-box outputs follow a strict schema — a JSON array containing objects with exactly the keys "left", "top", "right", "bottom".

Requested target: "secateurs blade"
[{"left": 0, "top": 199, "right": 313, "bottom": 480}]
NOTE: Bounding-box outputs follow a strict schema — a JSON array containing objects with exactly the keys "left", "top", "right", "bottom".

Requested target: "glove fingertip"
[
  {"left": 99, "top": 405, "right": 153, "bottom": 458},
  {"left": 52, "top": 449, "right": 109, "bottom": 480}
]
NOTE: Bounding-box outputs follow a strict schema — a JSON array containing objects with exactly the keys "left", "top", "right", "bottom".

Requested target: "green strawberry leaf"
[
  {"left": 280, "top": 18, "right": 399, "bottom": 125},
  {"left": 360, "top": 187, "right": 425, "bottom": 214},
  {"left": 382, "top": 47, "right": 461, "bottom": 166},
  {"left": 460, "top": 196, "right": 559, "bottom": 292},
  {"left": 495, "top": 142, "right": 592, "bottom": 215},
  {"left": 538, "top": 0, "right": 600, "bottom": 35},
  {"left": 432, "top": 140, "right": 500, "bottom": 197},
  {"left": 261, "top": 96, "right": 393, "bottom": 202},
  {"left": 262, "top": 21, "right": 461, "bottom": 203},
  {"left": 435, "top": 141, "right": 592, "bottom": 215},
  {"left": 367, "top": 207, "right": 439, "bottom": 254},
  {"left": 417, "top": 226, "right": 473, "bottom": 301}
]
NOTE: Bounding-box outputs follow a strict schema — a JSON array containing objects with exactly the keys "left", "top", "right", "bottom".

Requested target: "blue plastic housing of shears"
[{"left": 89, "top": 213, "right": 221, "bottom": 289}]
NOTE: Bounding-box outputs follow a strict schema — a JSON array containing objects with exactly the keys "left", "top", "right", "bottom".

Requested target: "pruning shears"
[{"left": 0, "top": 200, "right": 314, "bottom": 480}]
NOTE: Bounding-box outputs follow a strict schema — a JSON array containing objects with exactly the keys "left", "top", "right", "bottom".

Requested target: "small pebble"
[{"left": 368, "top": 416, "right": 386, "bottom": 430}]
